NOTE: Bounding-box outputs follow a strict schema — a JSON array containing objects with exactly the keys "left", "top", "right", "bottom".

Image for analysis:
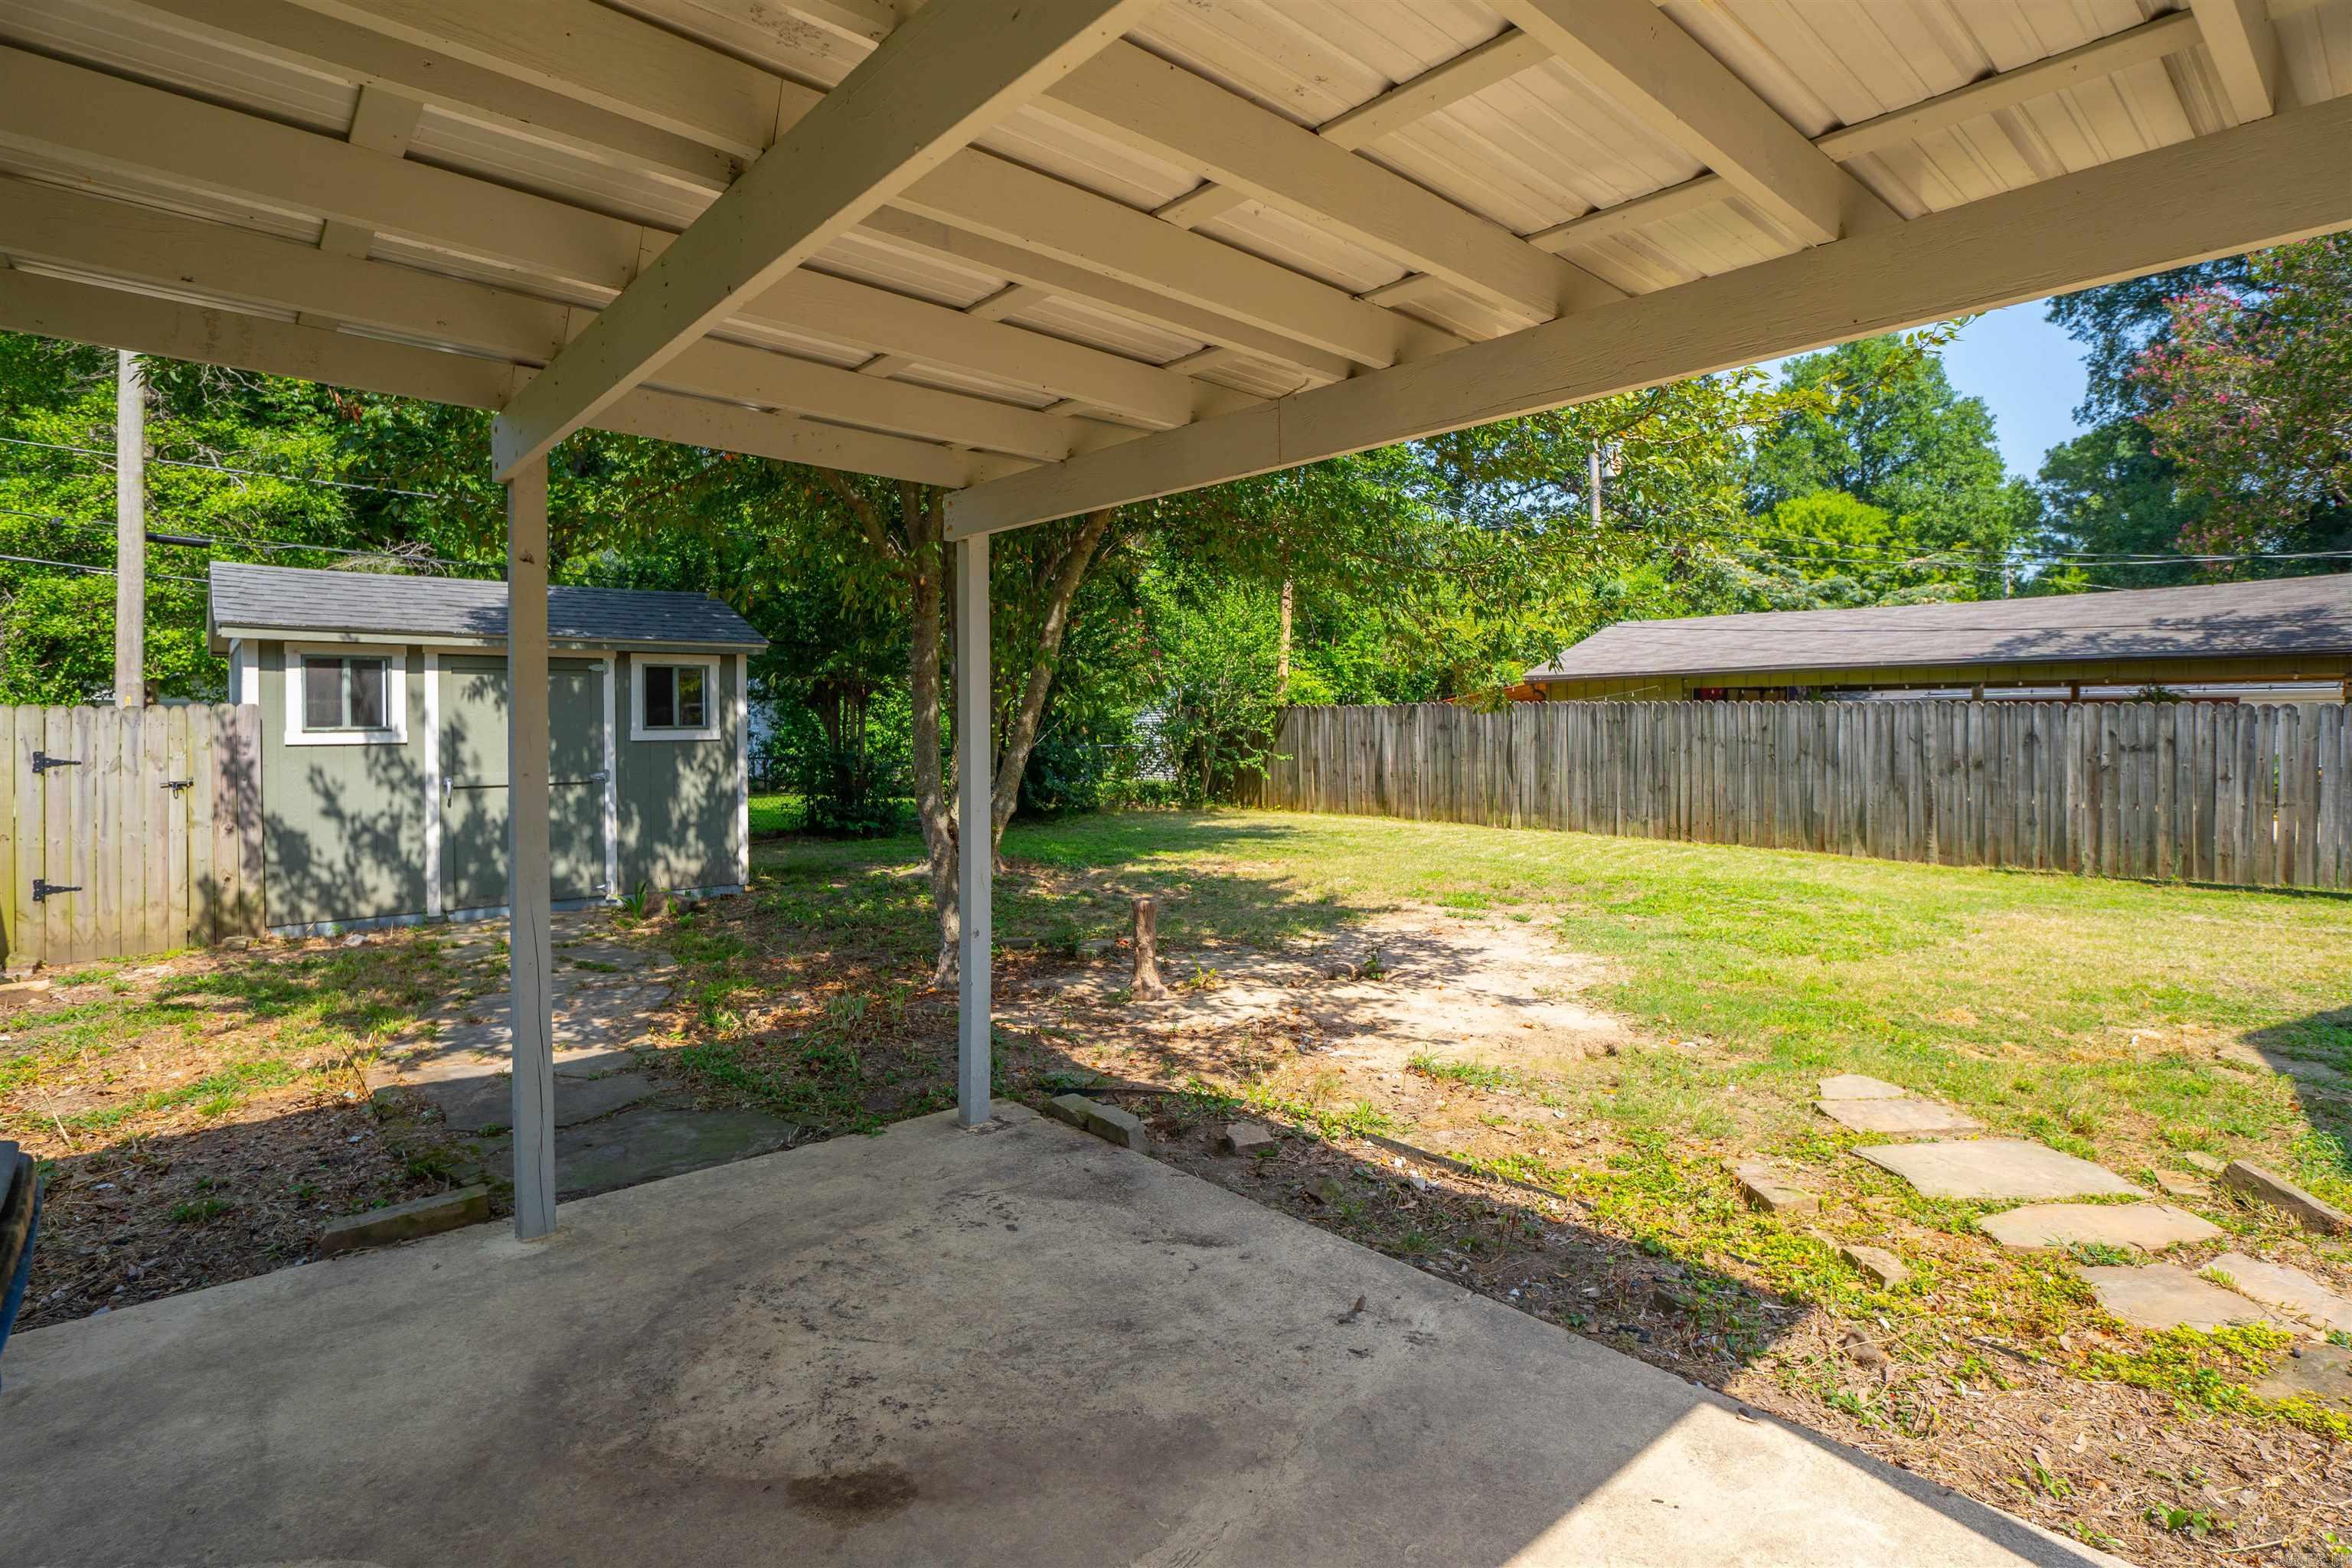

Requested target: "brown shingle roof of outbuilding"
[{"left": 1526, "top": 576, "right": 2352, "bottom": 683}]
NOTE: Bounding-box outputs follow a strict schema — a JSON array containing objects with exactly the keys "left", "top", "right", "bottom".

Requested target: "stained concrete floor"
[{"left": 2, "top": 1106, "right": 2120, "bottom": 1567}]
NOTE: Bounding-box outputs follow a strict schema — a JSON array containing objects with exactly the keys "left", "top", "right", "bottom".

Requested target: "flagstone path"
[
  {"left": 373, "top": 911, "right": 801, "bottom": 1200},
  {"left": 1831, "top": 1083, "right": 2352, "bottom": 1346}
]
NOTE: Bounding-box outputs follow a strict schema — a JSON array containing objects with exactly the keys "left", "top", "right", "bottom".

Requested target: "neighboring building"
[
  {"left": 1524, "top": 576, "right": 2352, "bottom": 704},
  {"left": 208, "top": 563, "right": 766, "bottom": 936}
]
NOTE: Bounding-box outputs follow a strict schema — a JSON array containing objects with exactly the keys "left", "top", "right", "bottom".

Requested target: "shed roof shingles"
[
  {"left": 210, "top": 562, "right": 765, "bottom": 649},
  {"left": 1527, "top": 576, "right": 2352, "bottom": 683}
]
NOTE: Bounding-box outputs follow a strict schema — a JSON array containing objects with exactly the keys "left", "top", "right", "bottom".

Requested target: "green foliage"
[
  {"left": 2135, "top": 233, "right": 2352, "bottom": 560},
  {"left": 1138, "top": 571, "right": 1287, "bottom": 805},
  {"left": 1744, "top": 334, "right": 2034, "bottom": 576}
]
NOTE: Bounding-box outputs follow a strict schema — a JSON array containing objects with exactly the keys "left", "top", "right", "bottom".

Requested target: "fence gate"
[{"left": 2, "top": 703, "right": 263, "bottom": 972}]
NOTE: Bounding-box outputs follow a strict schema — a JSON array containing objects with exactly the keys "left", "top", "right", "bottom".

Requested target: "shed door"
[{"left": 438, "top": 657, "right": 607, "bottom": 911}]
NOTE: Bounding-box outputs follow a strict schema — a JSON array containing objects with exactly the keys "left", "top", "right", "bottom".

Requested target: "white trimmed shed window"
[
  {"left": 632, "top": 658, "right": 720, "bottom": 741},
  {"left": 286, "top": 647, "right": 407, "bottom": 746}
]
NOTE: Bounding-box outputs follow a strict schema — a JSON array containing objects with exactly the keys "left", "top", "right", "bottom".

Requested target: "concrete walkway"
[{"left": 2, "top": 1107, "right": 2119, "bottom": 1567}]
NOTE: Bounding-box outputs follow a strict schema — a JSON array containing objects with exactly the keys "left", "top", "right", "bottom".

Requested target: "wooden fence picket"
[{"left": 1259, "top": 698, "right": 2344, "bottom": 893}]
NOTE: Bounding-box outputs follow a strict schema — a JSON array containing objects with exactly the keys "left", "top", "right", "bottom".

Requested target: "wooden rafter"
[
  {"left": 1494, "top": 0, "right": 1895, "bottom": 247},
  {"left": 943, "top": 91, "right": 2352, "bottom": 534},
  {"left": 493, "top": 0, "right": 1152, "bottom": 476}
]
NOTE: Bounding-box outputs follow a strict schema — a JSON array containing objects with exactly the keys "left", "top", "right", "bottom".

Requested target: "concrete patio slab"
[
  {"left": 1857, "top": 1139, "right": 2144, "bottom": 1202},
  {"left": 1, "top": 1107, "right": 2121, "bottom": 1567}
]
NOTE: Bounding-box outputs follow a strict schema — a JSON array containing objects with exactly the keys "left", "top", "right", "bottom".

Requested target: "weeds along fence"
[
  {"left": 1260, "top": 700, "right": 2352, "bottom": 891},
  {"left": 2, "top": 704, "right": 265, "bottom": 971}
]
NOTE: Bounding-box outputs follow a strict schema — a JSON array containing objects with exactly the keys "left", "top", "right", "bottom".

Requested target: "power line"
[
  {"left": 0, "top": 433, "right": 458, "bottom": 501},
  {"left": 0, "top": 506, "right": 494, "bottom": 574},
  {"left": 0, "top": 550, "right": 208, "bottom": 586}
]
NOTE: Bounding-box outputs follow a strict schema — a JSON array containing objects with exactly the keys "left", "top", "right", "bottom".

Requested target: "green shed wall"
[
  {"left": 613, "top": 651, "right": 743, "bottom": 896},
  {"left": 256, "top": 639, "right": 432, "bottom": 929},
  {"left": 256, "top": 642, "right": 746, "bottom": 931}
]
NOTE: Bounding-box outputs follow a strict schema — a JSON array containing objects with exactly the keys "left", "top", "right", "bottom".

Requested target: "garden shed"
[{"left": 208, "top": 562, "right": 761, "bottom": 936}]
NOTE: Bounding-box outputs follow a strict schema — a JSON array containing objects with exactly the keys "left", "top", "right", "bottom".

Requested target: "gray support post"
[
  {"left": 956, "top": 531, "right": 992, "bottom": 1127},
  {"left": 114, "top": 351, "right": 145, "bottom": 707},
  {"left": 501, "top": 446, "right": 557, "bottom": 1239}
]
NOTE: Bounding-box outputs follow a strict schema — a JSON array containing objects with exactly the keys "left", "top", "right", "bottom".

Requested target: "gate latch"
[
  {"left": 31, "top": 878, "right": 81, "bottom": 903},
  {"left": 31, "top": 750, "right": 80, "bottom": 775},
  {"left": 162, "top": 778, "right": 195, "bottom": 794}
]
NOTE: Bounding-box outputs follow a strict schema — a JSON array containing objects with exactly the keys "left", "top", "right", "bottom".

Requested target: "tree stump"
[{"left": 1131, "top": 896, "right": 1168, "bottom": 1001}]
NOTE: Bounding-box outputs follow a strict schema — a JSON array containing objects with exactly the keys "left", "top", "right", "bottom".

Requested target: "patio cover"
[{"left": 2, "top": 0, "right": 2349, "bottom": 1235}]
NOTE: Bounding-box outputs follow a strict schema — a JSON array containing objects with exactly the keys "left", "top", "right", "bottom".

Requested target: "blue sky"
[
  {"left": 1757, "top": 297, "right": 2093, "bottom": 485},
  {"left": 1937, "top": 299, "right": 2092, "bottom": 482}
]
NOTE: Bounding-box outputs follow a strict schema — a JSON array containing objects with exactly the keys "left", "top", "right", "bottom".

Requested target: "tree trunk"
[
  {"left": 986, "top": 508, "right": 1116, "bottom": 857},
  {"left": 900, "top": 483, "right": 959, "bottom": 986}
]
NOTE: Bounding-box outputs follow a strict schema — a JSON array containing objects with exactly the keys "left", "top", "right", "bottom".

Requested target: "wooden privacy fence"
[
  {"left": 1261, "top": 700, "right": 2352, "bottom": 891},
  {"left": 2, "top": 704, "right": 264, "bottom": 971}
]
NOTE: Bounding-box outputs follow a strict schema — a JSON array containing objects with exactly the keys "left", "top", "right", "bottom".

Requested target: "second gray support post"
[
  {"left": 501, "top": 446, "right": 558, "bottom": 1240},
  {"left": 956, "top": 531, "right": 992, "bottom": 1127}
]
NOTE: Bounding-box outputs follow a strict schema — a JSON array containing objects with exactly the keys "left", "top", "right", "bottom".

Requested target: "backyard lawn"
[
  {"left": 697, "top": 804, "right": 2351, "bottom": 1565},
  {"left": 7, "top": 803, "right": 2348, "bottom": 1563}
]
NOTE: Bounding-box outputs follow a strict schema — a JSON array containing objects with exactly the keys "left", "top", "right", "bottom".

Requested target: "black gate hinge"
[
  {"left": 31, "top": 878, "right": 80, "bottom": 902},
  {"left": 31, "top": 750, "right": 80, "bottom": 775}
]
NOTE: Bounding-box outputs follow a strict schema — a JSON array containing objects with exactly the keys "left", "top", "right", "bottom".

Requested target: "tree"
[
  {"left": 1746, "top": 334, "right": 2034, "bottom": 565},
  {"left": 2030, "top": 423, "right": 2206, "bottom": 590},
  {"left": 2131, "top": 234, "right": 2352, "bottom": 561}
]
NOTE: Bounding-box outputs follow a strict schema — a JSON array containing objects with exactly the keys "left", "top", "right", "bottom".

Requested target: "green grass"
[{"left": 750, "top": 808, "right": 2350, "bottom": 1203}]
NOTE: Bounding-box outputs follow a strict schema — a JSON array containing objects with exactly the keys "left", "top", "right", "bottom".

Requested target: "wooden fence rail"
[
  {"left": 2, "top": 703, "right": 264, "bottom": 971},
  {"left": 1259, "top": 700, "right": 2352, "bottom": 891}
]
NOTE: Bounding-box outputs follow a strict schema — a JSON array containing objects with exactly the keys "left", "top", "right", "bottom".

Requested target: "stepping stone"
[
  {"left": 2183, "top": 1151, "right": 2226, "bottom": 1174},
  {"left": 552, "top": 1047, "right": 639, "bottom": 1080},
  {"left": 1815, "top": 1097, "right": 1984, "bottom": 1135},
  {"left": 2151, "top": 1171, "right": 2207, "bottom": 1199},
  {"left": 2204, "top": 1252, "right": 2352, "bottom": 1334},
  {"left": 1817, "top": 1074, "right": 1907, "bottom": 1100},
  {"left": 2082, "top": 1263, "right": 2278, "bottom": 1331},
  {"left": 552, "top": 1107, "right": 799, "bottom": 1198},
  {"left": 1729, "top": 1160, "right": 1818, "bottom": 1217},
  {"left": 1839, "top": 1243, "right": 1909, "bottom": 1289},
  {"left": 317, "top": 1185, "right": 490, "bottom": 1256},
  {"left": 1857, "top": 1138, "right": 2143, "bottom": 1202},
  {"left": 2221, "top": 1160, "right": 2350, "bottom": 1236},
  {"left": 417, "top": 1070, "right": 659, "bottom": 1132},
  {"left": 2253, "top": 1343, "right": 2352, "bottom": 1411},
  {"left": 1978, "top": 1201, "right": 2223, "bottom": 1253}
]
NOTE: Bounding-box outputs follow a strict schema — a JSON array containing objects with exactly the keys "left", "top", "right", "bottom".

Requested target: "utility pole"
[
  {"left": 1589, "top": 443, "right": 1602, "bottom": 528},
  {"left": 1276, "top": 577, "right": 1293, "bottom": 686},
  {"left": 115, "top": 350, "right": 146, "bottom": 707}
]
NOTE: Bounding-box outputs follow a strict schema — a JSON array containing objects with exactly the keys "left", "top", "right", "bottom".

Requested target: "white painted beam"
[
  {"left": 1044, "top": 42, "right": 1616, "bottom": 322},
  {"left": 501, "top": 446, "right": 557, "bottom": 1240},
  {"left": 1494, "top": 0, "right": 1893, "bottom": 247},
  {"left": 955, "top": 528, "right": 991, "bottom": 1127},
  {"left": 892, "top": 154, "right": 1455, "bottom": 370},
  {"left": 0, "top": 47, "right": 1197, "bottom": 426},
  {"left": 2190, "top": 0, "right": 2285, "bottom": 122},
  {"left": 0, "top": 267, "right": 998, "bottom": 486},
  {"left": 122, "top": 0, "right": 743, "bottom": 190},
  {"left": 854, "top": 207, "right": 1367, "bottom": 385},
  {"left": 1531, "top": 11, "right": 2206, "bottom": 256},
  {"left": 492, "top": 0, "right": 1152, "bottom": 477},
  {"left": 1152, "top": 31, "right": 1549, "bottom": 235},
  {"left": 160, "top": 0, "right": 1428, "bottom": 383},
  {"left": 945, "top": 90, "right": 2352, "bottom": 535}
]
